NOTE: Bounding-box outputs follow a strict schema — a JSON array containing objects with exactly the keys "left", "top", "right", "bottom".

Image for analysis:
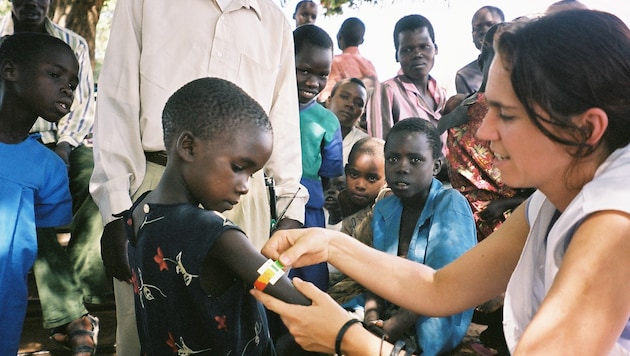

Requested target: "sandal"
[
  {"left": 49, "top": 314, "right": 99, "bottom": 355},
  {"left": 69, "top": 314, "right": 99, "bottom": 355},
  {"left": 50, "top": 327, "right": 71, "bottom": 350}
]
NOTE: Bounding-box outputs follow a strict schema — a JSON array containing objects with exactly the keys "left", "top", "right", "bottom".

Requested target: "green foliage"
[
  {"left": 320, "top": 0, "right": 369, "bottom": 15},
  {"left": 0, "top": 1, "right": 11, "bottom": 16}
]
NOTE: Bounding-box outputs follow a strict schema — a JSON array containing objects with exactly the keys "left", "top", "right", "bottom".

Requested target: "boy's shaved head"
[
  {"left": 347, "top": 137, "right": 385, "bottom": 165},
  {"left": 0, "top": 32, "right": 76, "bottom": 66},
  {"left": 293, "top": 24, "right": 333, "bottom": 55},
  {"left": 162, "top": 77, "right": 272, "bottom": 148}
]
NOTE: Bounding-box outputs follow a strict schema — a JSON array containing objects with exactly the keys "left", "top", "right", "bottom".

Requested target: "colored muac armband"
[{"left": 254, "top": 259, "right": 285, "bottom": 291}]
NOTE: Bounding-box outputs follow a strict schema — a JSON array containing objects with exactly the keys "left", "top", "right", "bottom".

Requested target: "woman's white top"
[{"left": 504, "top": 143, "right": 630, "bottom": 355}]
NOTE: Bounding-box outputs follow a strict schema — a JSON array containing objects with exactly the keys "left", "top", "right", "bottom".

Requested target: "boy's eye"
[
  {"left": 231, "top": 164, "right": 244, "bottom": 172},
  {"left": 48, "top": 71, "right": 60, "bottom": 79},
  {"left": 319, "top": 73, "right": 329, "bottom": 79},
  {"left": 411, "top": 157, "right": 422, "bottom": 164},
  {"left": 387, "top": 157, "right": 398, "bottom": 163}
]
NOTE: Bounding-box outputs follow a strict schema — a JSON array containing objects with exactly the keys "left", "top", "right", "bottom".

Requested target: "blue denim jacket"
[{"left": 372, "top": 178, "right": 477, "bottom": 356}]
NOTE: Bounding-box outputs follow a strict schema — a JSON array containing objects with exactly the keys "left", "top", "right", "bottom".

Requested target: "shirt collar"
[
  {"left": 342, "top": 46, "right": 360, "bottom": 55},
  {"left": 217, "top": 0, "right": 262, "bottom": 21}
]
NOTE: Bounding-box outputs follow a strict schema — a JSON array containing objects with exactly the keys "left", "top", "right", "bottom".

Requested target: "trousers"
[{"left": 33, "top": 145, "right": 107, "bottom": 328}]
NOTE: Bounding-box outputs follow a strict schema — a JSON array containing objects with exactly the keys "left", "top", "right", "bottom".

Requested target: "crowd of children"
[{"left": 8, "top": 1, "right": 630, "bottom": 356}]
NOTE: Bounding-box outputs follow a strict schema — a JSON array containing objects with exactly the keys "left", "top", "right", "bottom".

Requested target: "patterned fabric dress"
[
  {"left": 446, "top": 93, "right": 522, "bottom": 240},
  {"left": 126, "top": 195, "right": 272, "bottom": 355}
]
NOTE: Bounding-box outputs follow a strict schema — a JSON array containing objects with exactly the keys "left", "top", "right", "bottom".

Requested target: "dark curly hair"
[{"left": 162, "top": 77, "right": 272, "bottom": 149}]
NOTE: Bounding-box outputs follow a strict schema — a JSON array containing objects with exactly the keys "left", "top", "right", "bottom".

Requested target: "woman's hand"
[
  {"left": 261, "top": 228, "right": 333, "bottom": 268},
  {"left": 251, "top": 277, "right": 355, "bottom": 353}
]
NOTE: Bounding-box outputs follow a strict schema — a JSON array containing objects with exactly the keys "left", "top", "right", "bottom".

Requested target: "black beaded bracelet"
[{"left": 335, "top": 319, "right": 362, "bottom": 356}]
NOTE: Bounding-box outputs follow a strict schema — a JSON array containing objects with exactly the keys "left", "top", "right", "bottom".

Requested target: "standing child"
[
  {"left": 291, "top": 24, "right": 344, "bottom": 291},
  {"left": 124, "top": 77, "right": 309, "bottom": 355},
  {"left": 366, "top": 15, "right": 447, "bottom": 144},
  {"left": 318, "top": 18, "right": 379, "bottom": 102},
  {"left": 363, "top": 118, "right": 476, "bottom": 355},
  {"left": 0, "top": 33, "right": 76, "bottom": 355},
  {"left": 326, "top": 77, "right": 369, "bottom": 165},
  {"left": 293, "top": 0, "right": 318, "bottom": 27}
]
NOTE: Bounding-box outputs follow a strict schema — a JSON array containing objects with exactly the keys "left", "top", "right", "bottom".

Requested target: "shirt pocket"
[{"left": 236, "top": 53, "right": 277, "bottom": 114}]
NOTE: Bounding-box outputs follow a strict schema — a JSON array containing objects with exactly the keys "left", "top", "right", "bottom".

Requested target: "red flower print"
[
  {"left": 166, "top": 331, "right": 178, "bottom": 353},
  {"left": 131, "top": 270, "right": 139, "bottom": 295},
  {"left": 215, "top": 315, "right": 227, "bottom": 331},
  {"left": 154, "top": 247, "right": 169, "bottom": 271}
]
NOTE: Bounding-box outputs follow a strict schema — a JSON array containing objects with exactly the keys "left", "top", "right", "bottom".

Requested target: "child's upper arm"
[
  {"left": 35, "top": 159, "right": 72, "bottom": 228},
  {"left": 205, "top": 229, "right": 310, "bottom": 306}
]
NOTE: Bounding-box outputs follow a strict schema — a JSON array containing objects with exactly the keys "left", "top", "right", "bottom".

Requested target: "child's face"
[
  {"left": 295, "top": 44, "right": 332, "bottom": 105},
  {"left": 294, "top": 3, "right": 318, "bottom": 27},
  {"left": 324, "top": 175, "right": 346, "bottom": 211},
  {"left": 385, "top": 131, "right": 440, "bottom": 202},
  {"left": 14, "top": 50, "right": 78, "bottom": 123},
  {"left": 345, "top": 153, "right": 386, "bottom": 207},
  {"left": 396, "top": 27, "right": 436, "bottom": 82},
  {"left": 183, "top": 127, "right": 272, "bottom": 212},
  {"left": 327, "top": 82, "right": 367, "bottom": 129}
]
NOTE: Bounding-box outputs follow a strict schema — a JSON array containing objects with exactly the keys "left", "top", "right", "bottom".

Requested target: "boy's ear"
[
  {"left": 0, "top": 59, "right": 18, "bottom": 82},
  {"left": 432, "top": 156, "right": 443, "bottom": 176},
  {"left": 575, "top": 108, "right": 608, "bottom": 147},
  {"left": 176, "top": 131, "right": 196, "bottom": 163},
  {"left": 434, "top": 43, "right": 439, "bottom": 55}
]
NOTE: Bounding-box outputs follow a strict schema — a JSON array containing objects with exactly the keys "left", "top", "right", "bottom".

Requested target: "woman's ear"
[
  {"left": 176, "top": 131, "right": 195, "bottom": 162},
  {"left": 576, "top": 108, "right": 608, "bottom": 147}
]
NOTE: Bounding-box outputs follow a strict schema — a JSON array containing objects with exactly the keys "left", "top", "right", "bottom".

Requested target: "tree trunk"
[{"left": 50, "top": 0, "right": 106, "bottom": 70}]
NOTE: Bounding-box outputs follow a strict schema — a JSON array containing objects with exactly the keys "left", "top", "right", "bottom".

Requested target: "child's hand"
[
  {"left": 100, "top": 218, "right": 132, "bottom": 282},
  {"left": 54, "top": 142, "right": 72, "bottom": 169}
]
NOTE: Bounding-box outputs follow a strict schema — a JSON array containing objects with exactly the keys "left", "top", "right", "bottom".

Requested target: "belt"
[{"left": 144, "top": 151, "right": 167, "bottom": 166}]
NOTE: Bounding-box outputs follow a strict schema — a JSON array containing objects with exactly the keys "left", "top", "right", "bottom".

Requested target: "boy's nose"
[{"left": 61, "top": 86, "right": 73, "bottom": 96}]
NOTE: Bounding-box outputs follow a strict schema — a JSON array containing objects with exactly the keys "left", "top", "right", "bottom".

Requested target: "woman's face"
[{"left": 477, "top": 55, "right": 574, "bottom": 193}]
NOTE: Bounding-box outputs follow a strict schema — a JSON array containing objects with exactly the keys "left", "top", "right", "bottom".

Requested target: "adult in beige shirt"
[{"left": 90, "top": 0, "right": 307, "bottom": 354}]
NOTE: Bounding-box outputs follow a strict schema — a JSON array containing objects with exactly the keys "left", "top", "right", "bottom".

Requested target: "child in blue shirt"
[
  {"left": 364, "top": 118, "right": 477, "bottom": 355},
  {"left": 0, "top": 33, "right": 75, "bottom": 355},
  {"left": 291, "top": 24, "right": 344, "bottom": 292}
]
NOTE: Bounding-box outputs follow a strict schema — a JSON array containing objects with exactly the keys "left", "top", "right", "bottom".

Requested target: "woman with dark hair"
[{"left": 252, "top": 10, "right": 630, "bottom": 356}]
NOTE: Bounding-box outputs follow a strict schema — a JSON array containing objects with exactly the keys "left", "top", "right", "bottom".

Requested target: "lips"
[
  {"left": 299, "top": 89, "right": 318, "bottom": 100},
  {"left": 56, "top": 99, "right": 72, "bottom": 115}
]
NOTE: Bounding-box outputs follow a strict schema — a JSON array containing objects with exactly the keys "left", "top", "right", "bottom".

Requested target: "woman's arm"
[
  {"left": 514, "top": 210, "right": 630, "bottom": 355},
  {"left": 263, "top": 203, "right": 530, "bottom": 317}
]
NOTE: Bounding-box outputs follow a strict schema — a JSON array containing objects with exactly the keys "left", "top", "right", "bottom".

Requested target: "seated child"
[
  {"left": 325, "top": 77, "right": 369, "bottom": 164},
  {"left": 0, "top": 33, "right": 75, "bottom": 355},
  {"left": 363, "top": 118, "right": 477, "bottom": 356},
  {"left": 338, "top": 137, "right": 387, "bottom": 237},
  {"left": 327, "top": 137, "right": 387, "bottom": 310},
  {"left": 123, "top": 77, "right": 309, "bottom": 355},
  {"left": 291, "top": 24, "right": 344, "bottom": 291},
  {"left": 323, "top": 175, "right": 346, "bottom": 229}
]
